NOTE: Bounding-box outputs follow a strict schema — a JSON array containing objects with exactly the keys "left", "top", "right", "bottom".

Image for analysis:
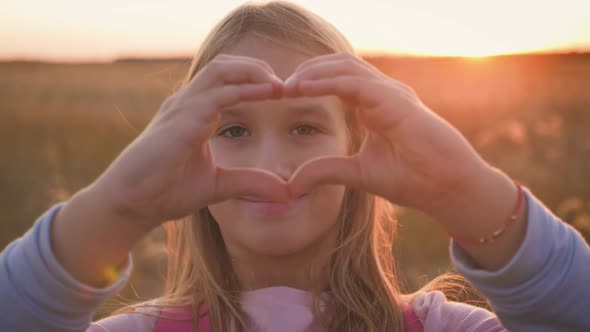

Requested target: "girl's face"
[{"left": 207, "top": 35, "right": 349, "bottom": 258}]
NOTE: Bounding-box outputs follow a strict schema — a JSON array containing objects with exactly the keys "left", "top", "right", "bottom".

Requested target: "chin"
[{"left": 229, "top": 196, "right": 327, "bottom": 256}]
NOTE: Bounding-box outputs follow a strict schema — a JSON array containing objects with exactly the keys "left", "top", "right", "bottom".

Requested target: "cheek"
[{"left": 208, "top": 141, "right": 249, "bottom": 168}]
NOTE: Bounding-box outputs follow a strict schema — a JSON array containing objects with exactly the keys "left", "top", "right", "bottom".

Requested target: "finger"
[
  {"left": 213, "top": 60, "right": 283, "bottom": 86},
  {"left": 292, "top": 52, "right": 360, "bottom": 75},
  {"left": 288, "top": 155, "right": 363, "bottom": 197},
  {"left": 289, "top": 53, "right": 381, "bottom": 80},
  {"left": 283, "top": 59, "right": 374, "bottom": 97},
  {"left": 292, "top": 76, "right": 380, "bottom": 108},
  {"left": 291, "top": 77, "right": 416, "bottom": 131},
  {"left": 175, "top": 82, "right": 281, "bottom": 124},
  {"left": 214, "top": 167, "right": 291, "bottom": 203},
  {"left": 168, "top": 82, "right": 283, "bottom": 148},
  {"left": 216, "top": 54, "right": 276, "bottom": 75},
  {"left": 157, "top": 58, "right": 282, "bottom": 120},
  {"left": 192, "top": 57, "right": 282, "bottom": 91},
  {"left": 208, "top": 82, "right": 283, "bottom": 108}
]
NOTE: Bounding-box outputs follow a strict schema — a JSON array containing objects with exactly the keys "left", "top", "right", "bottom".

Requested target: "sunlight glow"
[{"left": 1, "top": 0, "right": 589, "bottom": 61}]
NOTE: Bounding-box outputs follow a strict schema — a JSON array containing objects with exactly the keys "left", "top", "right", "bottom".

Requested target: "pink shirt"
[{"left": 89, "top": 287, "right": 505, "bottom": 331}]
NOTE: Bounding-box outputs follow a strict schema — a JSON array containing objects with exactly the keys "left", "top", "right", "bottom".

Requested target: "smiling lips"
[{"left": 238, "top": 195, "right": 306, "bottom": 214}]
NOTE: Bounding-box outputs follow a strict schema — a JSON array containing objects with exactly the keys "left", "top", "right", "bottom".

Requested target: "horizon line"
[{"left": 1, "top": 49, "right": 589, "bottom": 65}]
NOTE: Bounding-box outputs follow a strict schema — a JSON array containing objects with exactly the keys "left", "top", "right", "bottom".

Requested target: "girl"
[{"left": 1, "top": 1, "right": 589, "bottom": 331}]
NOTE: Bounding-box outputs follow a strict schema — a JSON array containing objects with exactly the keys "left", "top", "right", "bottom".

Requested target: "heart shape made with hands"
[
  {"left": 206, "top": 51, "right": 464, "bottom": 211},
  {"left": 205, "top": 52, "right": 486, "bottom": 218},
  {"left": 216, "top": 72, "right": 413, "bottom": 206}
]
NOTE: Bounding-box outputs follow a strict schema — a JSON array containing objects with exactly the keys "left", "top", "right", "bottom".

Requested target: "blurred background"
[{"left": 1, "top": 0, "right": 589, "bottom": 319}]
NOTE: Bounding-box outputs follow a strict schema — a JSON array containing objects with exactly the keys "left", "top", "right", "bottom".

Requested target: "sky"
[{"left": 2, "top": 0, "right": 590, "bottom": 62}]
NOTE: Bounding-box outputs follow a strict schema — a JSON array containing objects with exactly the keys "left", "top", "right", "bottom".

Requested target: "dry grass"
[{"left": 1, "top": 54, "right": 589, "bottom": 318}]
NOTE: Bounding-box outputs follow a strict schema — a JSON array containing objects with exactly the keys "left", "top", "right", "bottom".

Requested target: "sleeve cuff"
[
  {"left": 450, "top": 186, "right": 576, "bottom": 310},
  {"left": 451, "top": 186, "right": 542, "bottom": 282},
  {"left": 7, "top": 201, "right": 133, "bottom": 327},
  {"left": 40, "top": 202, "right": 134, "bottom": 297}
]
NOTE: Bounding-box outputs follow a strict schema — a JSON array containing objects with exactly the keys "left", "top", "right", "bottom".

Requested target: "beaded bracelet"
[{"left": 448, "top": 181, "right": 524, "bottom": 245}]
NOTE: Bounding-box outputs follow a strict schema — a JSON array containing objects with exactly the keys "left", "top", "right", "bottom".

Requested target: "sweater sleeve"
[
  {"left": 450, "top": 186, "right": 590, "bottom": 332},
  {"left": 0, "top": 202, "right": 135, "bottom": 332}
]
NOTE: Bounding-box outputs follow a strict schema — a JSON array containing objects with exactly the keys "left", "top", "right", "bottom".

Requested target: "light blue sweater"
[{"left": 1, "top": 186, "right": 589, "bottom": 331}]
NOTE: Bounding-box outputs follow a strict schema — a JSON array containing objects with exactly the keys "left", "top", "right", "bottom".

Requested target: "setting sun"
[{"left": 1, "top": 0, "right": 589, "bottom": 61}]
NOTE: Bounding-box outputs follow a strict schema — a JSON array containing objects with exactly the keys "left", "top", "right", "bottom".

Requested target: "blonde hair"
[{"left": 114, "top": 1, "right": 487, "bottom": 331}]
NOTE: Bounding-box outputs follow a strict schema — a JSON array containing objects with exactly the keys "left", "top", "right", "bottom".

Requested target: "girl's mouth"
[{"left": 237, "top": 194, "right": 306, "bottom": 215}]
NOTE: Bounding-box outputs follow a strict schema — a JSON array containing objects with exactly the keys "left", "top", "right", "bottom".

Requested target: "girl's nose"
[
  {"left": 256, "top": 157, "right": 295, "bottom": 182},
  {"left": 255, "top": 139, "right": 296, "bottom": 181},
  {"left": 271, "top": 164, "right": 294, "bottom": 182}
]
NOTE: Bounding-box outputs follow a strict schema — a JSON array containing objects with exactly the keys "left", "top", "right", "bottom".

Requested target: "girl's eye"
[
  {"left": 292, "top": 124, "right": 320, "bottom": 136},
  {"left": 218, "top": 125, "right": 249, "bottom": 138}
]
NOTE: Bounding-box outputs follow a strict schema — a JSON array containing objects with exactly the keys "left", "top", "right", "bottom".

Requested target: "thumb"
[
  {"left": 214, "top": 167, "right": 291, "bottom": 203},
  {"left": 288, "top": 156, "right": 362, "bottom": 197}
]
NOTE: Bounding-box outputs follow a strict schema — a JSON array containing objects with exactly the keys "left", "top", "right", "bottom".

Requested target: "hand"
[
  {"left": 282, "top": 53, "right": 527, "bottom": 271},
  {"left": 283, "top": 53, "right": 494, "bottom": 218},
  {"left": 89, "top": 54, "right": 291, "bottom": 230},
  {"left": 52, "top": 55, "right": 295, "bottom": 287}
]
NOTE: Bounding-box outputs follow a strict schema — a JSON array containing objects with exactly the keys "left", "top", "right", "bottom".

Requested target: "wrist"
[
  {"left": 420, "top": 163, "right": 498, "bottom": 224},
  {"left": 85, "top": 181, "right": 161, "bottom": 234},
  {"left": 51, "top": 186, "right": 149, "bottom": 287},
  {"left": 426, "top": 166, "right": 529, "bottom": 270},
  {"left": 448, "top": 180, "right": 523, "bottom": 244}
]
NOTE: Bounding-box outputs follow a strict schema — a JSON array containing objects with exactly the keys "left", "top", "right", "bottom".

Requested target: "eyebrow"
[{"left": 221, "top": 103, "right": 334, "bottom": 121}]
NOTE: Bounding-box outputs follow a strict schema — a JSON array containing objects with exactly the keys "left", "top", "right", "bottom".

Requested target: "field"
[{"left": 1, "top": 53, "right": 589, "bottom": 318}]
